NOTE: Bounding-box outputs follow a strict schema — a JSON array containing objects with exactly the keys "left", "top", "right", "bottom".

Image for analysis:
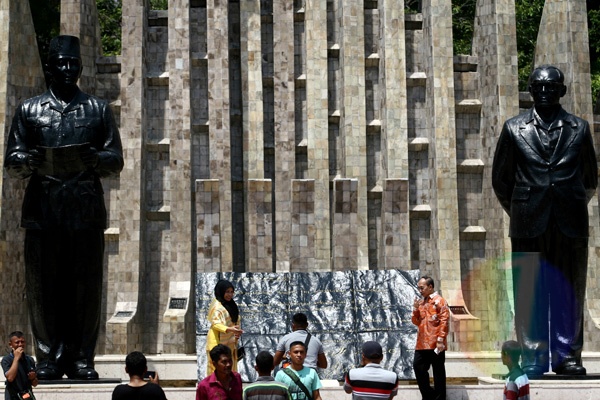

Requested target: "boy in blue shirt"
[{"left": 275, "top": 341, "right": 322, "bottom": 400}]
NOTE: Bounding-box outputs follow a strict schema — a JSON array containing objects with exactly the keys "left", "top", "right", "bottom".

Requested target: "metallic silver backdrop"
[{"left": 196, "top": 269, "right": 420, "bottom": 381}]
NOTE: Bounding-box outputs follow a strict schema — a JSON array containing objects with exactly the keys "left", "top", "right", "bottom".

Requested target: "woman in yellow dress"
[{"left": 206, "top": 279, "right": 243, "bottom": 375}]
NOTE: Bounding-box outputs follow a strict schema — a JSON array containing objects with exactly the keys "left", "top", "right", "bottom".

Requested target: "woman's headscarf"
[{"left": 214, "top": 279, "right": 239, "bottom": 323}]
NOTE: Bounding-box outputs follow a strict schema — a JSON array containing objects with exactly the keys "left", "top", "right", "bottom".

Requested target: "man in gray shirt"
[{"left": 273, "top": 313, "right": 327, "bottom": 370}]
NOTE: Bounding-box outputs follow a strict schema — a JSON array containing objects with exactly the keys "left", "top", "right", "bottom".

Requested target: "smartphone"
[{"left": 143, "top": 370, "right": 156, "bottom": 380}]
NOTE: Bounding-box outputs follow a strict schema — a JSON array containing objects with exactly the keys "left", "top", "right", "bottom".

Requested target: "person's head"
[
  {"left": 417, "top": 276, "right": 435, "bottom": 298},
  {"left": 288, "top": 341, "right": 307, "bottom": 368},
  {"left": 45, "top": 35, "right": 83, "bottom": 88},
  {"left": 291, "top": 312, "right": 308, "bottom": 331},
  {"left": 501, "top": 340, "right": 522, "bottom": 368},
  {"left": 361, "top": 341, "right": 384, "bottom": 364},
  {"left": 8, "top": 331, "right": 25, "bottom": 352},
  {"left": 125, "top": 351, "right": 148, "bottom": 377},
  {"left": 254, "top": 350, "right": 275, "bottom": 376},
  {"left": 214, "top": 279, "right": 235, "bottom": 303},
  {"left": 210, "top": 344, "right": 233, "bottom": 376},
  {"left": 528, "top": 65, "right": 566, "bottom": 109}
]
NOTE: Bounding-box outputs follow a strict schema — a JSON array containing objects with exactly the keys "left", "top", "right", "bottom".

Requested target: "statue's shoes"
[
  {"left": 36, "top": 366, "right": 63, "bottom": 380},
  {"left": 554, "top": 364, "right": 586, "bottom": 376},
  {"left": 67, "top": 367, "right": 99, "bottom": 380},
  {"left": 522, "top": 365, "right": 545, "bottom": 377}
]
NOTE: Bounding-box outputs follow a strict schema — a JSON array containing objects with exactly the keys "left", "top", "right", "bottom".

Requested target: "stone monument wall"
[{"left": 0, "top": 0, "right": 598, "bottom": 356}]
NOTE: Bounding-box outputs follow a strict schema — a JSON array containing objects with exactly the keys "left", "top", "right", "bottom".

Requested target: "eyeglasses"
[
  {"left": 417, "top": 286, "right": 428, "bottom": 291},
  {"left": 530, "top": 82, "right": 563, "bottom": 93}
]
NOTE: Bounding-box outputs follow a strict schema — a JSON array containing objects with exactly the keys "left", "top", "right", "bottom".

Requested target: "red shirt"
[
  {"left": 196, "top": 371, "right": 243, "bottom": 400},
  {"left": 411, "top": 292, "right": 450, "bottom": 350}
]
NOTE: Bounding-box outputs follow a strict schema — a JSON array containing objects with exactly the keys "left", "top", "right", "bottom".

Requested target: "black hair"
[
  {"left": 289, "top": 341, "right": 307, "bottom": 352},
  {"left": 501, "top": 340, "right": 521, "bottom": 365},
  {"left": 419, "top": 276, "right": 434, "bottom": 289},
  {"left": 210, "top": 344, "right": 233, "bottom": 364},
  {"left": 255, "top": 351, "right": 274, "bottom": 374},
  {"left": 214, "top": 279, "right": 240, "bottom": 323},
  {"left": 8, "top": 331, "right": 24, "bottom": 341},
  {"left": 125, "top": 351, "right": 147, "bottom": 377},
  {"left": 529, "top": 65, "right": 565, "bottom": 85},
  {"left": 292, "top": 313, "right": 308, "bottom": 327}
]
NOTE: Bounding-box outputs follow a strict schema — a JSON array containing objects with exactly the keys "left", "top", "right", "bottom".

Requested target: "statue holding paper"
[{"left": 3, "top": 35, "right": 123, "bottom": 380}]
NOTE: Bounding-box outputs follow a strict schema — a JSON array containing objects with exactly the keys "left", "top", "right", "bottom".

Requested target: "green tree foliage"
[
  {"left": 447, "top": 0, "right": 600, "bottom": 108},
  {"left": 97, "top": 0, "right": 122, "bottom": 56},
  {"left": 150, "top": 0, "right": 168, "bottom": 10},
  {"left": 587, "top": 0, "right": 600, "bottom": 110},
  {"left": 452, "top": 0, "right": 476, "bottom": 56},
  {"left": 26, "top": 0, "right": 600, "bottom": 110},
  {"left": 514, "top": 0, "right": 545, "bottom": 90}
]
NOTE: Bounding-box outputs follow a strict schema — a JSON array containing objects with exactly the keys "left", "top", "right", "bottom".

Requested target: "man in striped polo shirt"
[
  {"left": 244, "top": 351, "right": 291, "bottom": 400},
  {"left": 344, "top": 341, "right": 399, "bottom": 400}
]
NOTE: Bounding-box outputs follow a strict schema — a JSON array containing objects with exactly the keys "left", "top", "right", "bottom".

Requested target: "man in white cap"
[
  {"left": 4, "top": 35, "right": 123, "bottom": 380},
  {"left": 344, "top": 341, "right": 399, "bottom": 400}
]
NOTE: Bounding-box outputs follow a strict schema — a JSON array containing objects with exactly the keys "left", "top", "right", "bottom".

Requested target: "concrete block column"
[
  {"left": 105, "top": 0, "right": 149, "bottom": 354},
  {"left": 339, "top": 0, "right": 368, "bottom": 270},
  {"left": 472, "top": 0, "right": 520, "bottom": 350},
  {"left": 165, "top": 0, "right": 194, "bottom": 354},
  {"left": 273, "top": 1, "right": 296, "bottom": 272},
  {"left": 246, "top": 179, "right": 273, "bottom": 272},
  {"left": 305, "top": 0, "right": 331, "bottom": 271},
  {"left": 379, "top": 179, "right": 410, "bottom": 270},
  {"left": 240, "top": 0, "right": 264, "bottom": 180},
  {"left": 421, "top": 0, "right": 475, "bottom": 345},
  {"left": 207, "top": 0, "right": 234, "bottom": 271},
  {"left": 379, "top": 0, "right": 409, "bottom": 179},
  {"left": 291, "top": 179, "right": 316, "bottom": 272},
  {"left": 332, "top": 178, "right": 359, "bottom": 270},
  {"left": 196, "top": 179, "right": 222, "bottom": 273}
]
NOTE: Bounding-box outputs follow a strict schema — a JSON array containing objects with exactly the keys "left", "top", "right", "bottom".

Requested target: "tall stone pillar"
[
  {"left": 240, "top": 0, "right": 264, "bottom": 180},
  {"left": 534, "top": 0, "right": 600, "bottom": 348},
  {"left": 421, "top": 0, "right": 473, "bottom": 342},
  {"left": 60, "top": 0, "right": 102, "bottom": 93},
  {"left": 105, "top": 0, "right": 148, "bottom": 354},
  {"left": 338, "top": 0, "right": 368, "bottom": 269},
  {"left": 472, "top": 0, "right": 520, "bottom": 350},
  {"left": 207, "top": 0, "right": 234, "bottom": 271},
  {"left": 0, "top": 0, "right": 46, "bottom": 343},
  {"left": 240, "top": 0, "right": 266, "bottom": 270},
  {"left": 305, "top": 0, "right": 331, "bottom": 271},
  {"left": 273, "top": 1, "right": 295, "bottom": 272},
  {"left": 378, "top": 0, "right": 410, "bottom": 269},
  {"left": 163, "top": 0, "right": 194, "bottom": 354}
]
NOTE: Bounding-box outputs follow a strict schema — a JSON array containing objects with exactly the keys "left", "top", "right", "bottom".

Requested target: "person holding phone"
[
  {"left": 206, "top": 280, "right": 243, "bottom": 375},
  {"left": 1, "top": 331, "right": 37, "bottom": 400},
  {"left": 111, "top": 351, "right": 167, "bottom": 400}
]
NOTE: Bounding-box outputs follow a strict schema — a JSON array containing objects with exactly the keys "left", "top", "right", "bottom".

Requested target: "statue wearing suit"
[{"left": 492, "top": 65, "right": 598, "bottom": 376}]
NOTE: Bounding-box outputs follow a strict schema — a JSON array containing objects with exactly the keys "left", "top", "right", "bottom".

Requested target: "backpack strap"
[
  {"left": 282, "top": 368, "right": 313, "bottom": 400},
  {"left": 304, "top": 332, "right": 312, "bottom": 348}
]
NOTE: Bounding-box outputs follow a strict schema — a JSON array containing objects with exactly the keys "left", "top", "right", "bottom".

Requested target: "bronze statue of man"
[
  {"left": 4, "top": 35, "right": 123, "bottom": 380},
  {"left": 492, "top": 65, "right": 598, "bottom": 376}
]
